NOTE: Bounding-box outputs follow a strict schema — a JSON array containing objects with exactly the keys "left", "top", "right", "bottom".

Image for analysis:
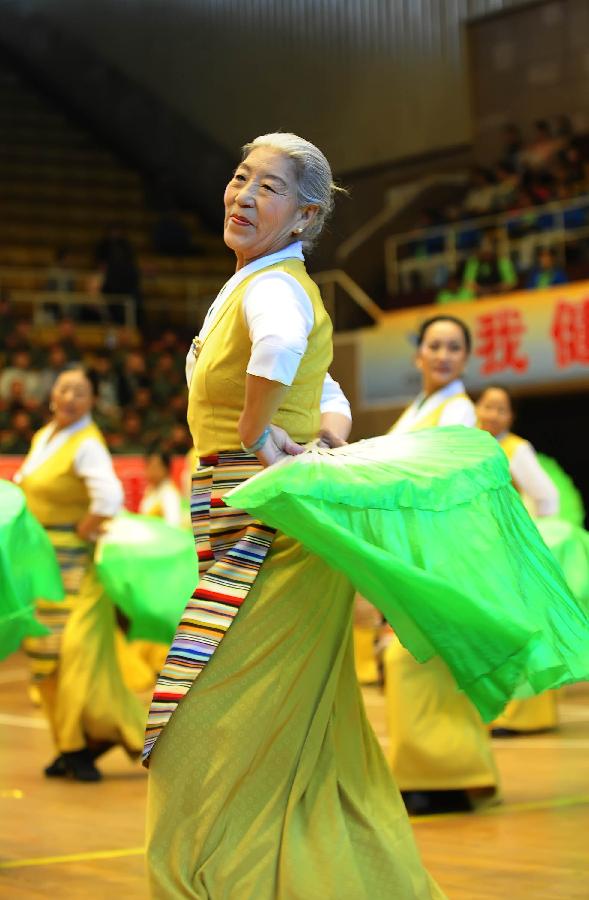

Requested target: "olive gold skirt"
[{"left": 146, "top": 532, "right": 444, "bottom": 899}]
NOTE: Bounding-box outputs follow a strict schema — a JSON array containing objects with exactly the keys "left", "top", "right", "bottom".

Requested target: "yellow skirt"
[
  {"left": 115, "top": 633, "right": 169, "bottom": 693},
  {"left": 147, "top": 533, "right": 444, "bottom": 899},
  {"left": 353, "top": 625, "right": 380, "bottom": 684},
  {"left": 492, "top": 693, "right": 558, "bottom": 732},
  {"left": 385, "top": 638, "right": 499, "bottom": 800},
  {"left": 37, "top": 563, "right": 146, "bottom": 755}
]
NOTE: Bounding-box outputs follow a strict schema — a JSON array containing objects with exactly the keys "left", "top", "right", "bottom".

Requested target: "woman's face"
[
  {"left": 223, "top": 147, "right": 316, "bottom": 268},
  {"left": 416, "top": 320, "right": 469, "bottom": 393},
  {"left": 146, "top": 454, "right": 168, "bottom": 487},
  {"left": 476, "top": 388, "right": 513, "bottom": 437},
  {"left": 51, "top": 370, "right": 93, "bottom": 429}
]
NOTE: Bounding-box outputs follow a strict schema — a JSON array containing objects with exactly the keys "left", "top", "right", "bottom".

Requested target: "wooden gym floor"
[{"left": 1, "top": 653, "right": 588, "bottom": 899}]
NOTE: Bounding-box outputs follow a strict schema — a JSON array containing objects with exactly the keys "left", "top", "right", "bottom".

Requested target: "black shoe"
[
  {"left": 88, "top": 741, "right": 115, "bottom": 761},
  {"left": 61, "top": 749, "right": 102, "bottom": 782},
  {"left": 44, "top": 755, "right": 67, "bottom": 777},
  {"left": 490, "top": 727, "right": 522, "bottom": 738},
  {"left": 401, "top": 789, "right": 473, "bottom": 816}
]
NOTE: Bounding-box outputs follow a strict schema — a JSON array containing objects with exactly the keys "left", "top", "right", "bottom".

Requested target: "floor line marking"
[
  {"left": 0, "top": 713, "right": 47, "bottom": 730},
  {"left": 0, "top": 846, "right": 145, "bottom": 869},
  {"left": 378, "top": 736, "right": 589, "bottom": 751},
  {"left": 0, "top": 669, "right": 29, "bottom": 684},
  {"left": 3, "top": 796, "right": 589, "bottom": 867},
  {"left": 492, "top": 738, "right": 589, "bottom": 750}
]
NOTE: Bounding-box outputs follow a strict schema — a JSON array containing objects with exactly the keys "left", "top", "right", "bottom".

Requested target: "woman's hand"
[
  {"left": 76, "top": 513, "right": 108, "bottom": 542},
  {"left": 316, "top": 428, "right": 347, "bottom": 449},
  {"left": 317, "top": 411, "right": 351, "bottom": 448},
  {"left": 255, "top": 425, "right": 304, "bottom": 468}
]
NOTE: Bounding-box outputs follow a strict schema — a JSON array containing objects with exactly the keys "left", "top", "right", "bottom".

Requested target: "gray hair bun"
[{"left": 242, "top": 132, "right": 347, "bottom": 249}]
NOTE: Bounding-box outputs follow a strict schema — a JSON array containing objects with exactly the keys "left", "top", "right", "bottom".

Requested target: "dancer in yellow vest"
[
  {"left": 16, "top": 366, "right": 145, "bottom": 781},
  {"left": 144, "top": 133, "right": 444, "bottom": 898},
  {"left": 353, "top": 593, "right": 382, "bottom": 684},
  {"left": 476, "top": 384, "right": 559, "bottom": 734},
  {"left": 384, "top": 314, "right": 499, "bottom": 815},
  {"left": 139, "top": 449, "right": 183, "bottom": 525}
]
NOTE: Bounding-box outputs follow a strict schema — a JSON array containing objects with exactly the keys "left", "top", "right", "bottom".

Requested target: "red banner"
[{"left": 0, "top": 455, "right": 187, "bottom": 513}]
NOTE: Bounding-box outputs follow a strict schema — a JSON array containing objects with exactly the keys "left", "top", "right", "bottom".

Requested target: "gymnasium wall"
[
  {"left": 469, "top": 0, "right": 589, "bottom": 162},
  {"left": 1, "top": 0, "right": 538, "bottom": 174}
]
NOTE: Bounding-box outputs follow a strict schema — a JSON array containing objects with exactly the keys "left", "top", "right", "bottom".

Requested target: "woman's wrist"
[{"left": 240, "top": 426, "right": 271, "bottom": 454}]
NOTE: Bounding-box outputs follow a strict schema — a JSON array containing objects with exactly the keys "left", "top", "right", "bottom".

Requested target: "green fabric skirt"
[
  {"left": 0, "top": 480, "right": 63, "bottom": 660},
  {"left": 96, "top": 512, "right": 198, "bottom": 643},
  {"left": 226, "top": 427, "right": 589, "bottom": 723},
  {"left": 536, "top": 517, "right": 589, "bottom": 605}
]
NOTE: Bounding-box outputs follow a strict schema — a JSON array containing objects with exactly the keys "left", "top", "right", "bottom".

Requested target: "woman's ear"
[{"left": 299, "top": 204, "right": 319, "bottom": 227}]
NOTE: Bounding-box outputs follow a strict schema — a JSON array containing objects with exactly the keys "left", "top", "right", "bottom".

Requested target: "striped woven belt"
[{"left": 143, "top": 450, "right": 276, "bottom": 765}]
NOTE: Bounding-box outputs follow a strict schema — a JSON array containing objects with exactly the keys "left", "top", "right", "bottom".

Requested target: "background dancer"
[
  {"left": 477, "top": 384, "right": 570, "bottom": 735},
  {"left": 139, "top": 449, "right": 183, "bottom": 527},
  {"left": 384, "top": 315, "right": 499, "bottom": 816},
  {"left": 15, "top": 366, "right": 145, "bottom": 782}
]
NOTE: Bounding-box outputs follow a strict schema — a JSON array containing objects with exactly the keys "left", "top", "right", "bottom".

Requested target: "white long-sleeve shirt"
[
  {"left": 15, "top": 414, "right": 124, "bottom": 517},
  {"left": 139, "top": 479, "right": 183, "bottom": 527},
  {"left": 186, "top": 241, "right": 351, "bottom": 420},
  {"left": 390, "top": 379, "right": 476, "bottom": 434},
  {"left": 501, "top": 435, "right": 560, "bottom": 517}
]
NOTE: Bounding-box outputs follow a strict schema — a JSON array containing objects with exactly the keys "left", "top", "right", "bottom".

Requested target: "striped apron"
[
  {"left": 143, "top": 451, "right": 276, "bottom": 765},
  {"left": 23, "top": 525, "right": 89, "bottom": 680}
]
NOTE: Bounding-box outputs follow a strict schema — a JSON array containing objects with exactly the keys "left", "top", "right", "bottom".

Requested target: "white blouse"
[
  {"left": 186, "top": 241, "right": 351, "bottom": 420},
  {"left": 139, "top": 479, "right": 183, "bottom": 527},
  {"left": 390, "top": 379, "right": 476, "bottom": 434},
  {"left": 501, "top": 435, "right": 560, "bottom": 517},
  {"left": 15, "top": 414, "right": 124, "bottom": 517}
]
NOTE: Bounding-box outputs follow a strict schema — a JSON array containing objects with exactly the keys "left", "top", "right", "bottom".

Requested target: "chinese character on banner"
[
  {"left": 475, "top": 308, "right": 529, "bottom": 375},
  {"left": 551, "top": 299, "right": 589, "bottom": 368}
]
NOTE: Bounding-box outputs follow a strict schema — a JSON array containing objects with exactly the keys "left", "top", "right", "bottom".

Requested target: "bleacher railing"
[
  {"left": 10, "top": 290, "right": 137, "bottom": 328},
  {"left": 6, "top": 272, "right": 382, "bottom": 333},
  {"left": 6, "top": 278, "right": 226, "bottom": 330},
  {"left": 313, "top": 269, "right": 383, "bottom": 324},
  {"left": 385, "top": 193, "right": 589, "bottom": 296}
]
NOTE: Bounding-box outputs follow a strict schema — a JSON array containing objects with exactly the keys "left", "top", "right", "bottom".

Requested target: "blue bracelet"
[{"left": 241, "top": 426, "right": 271, "bottom": 454}]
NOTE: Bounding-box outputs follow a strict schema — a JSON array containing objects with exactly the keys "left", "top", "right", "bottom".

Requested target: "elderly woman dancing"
[{"left": 144, "top": 133, "right": 444, "bottom": 898}]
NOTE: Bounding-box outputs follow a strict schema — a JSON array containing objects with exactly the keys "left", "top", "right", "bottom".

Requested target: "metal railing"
[
  {"left": 6, "top": 272, "right": 382, "bottom": 334},
  {"left": 384, "top": 193, "right": 589, "bottom": 295},
  {"left": 9, "top": 290, "right": 137, "bottom": 328},
  {"left": 313, "top": 269, "right": 383, "bottom": 324},
  {"left": 7, "top": 276, "right": 226, "bottom": 330},
  {"left": 336, "top": 172, "right": 469, "bottom": 263}
]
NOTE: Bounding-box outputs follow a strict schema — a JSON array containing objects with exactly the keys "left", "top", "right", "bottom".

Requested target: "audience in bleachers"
[
  {"left": 409, "top": 115, "right": 589, "bottom": 302},
  {"left": 95, "top": 224, "right": 143, "bottom": 325},
  {"left": 462, "top": 233, "right": 518, "bottom": 297},
  {"left": 0, "top": 310, "right": 192, "bottom": 457},
  {"left": 435, "top": 271, "right": 475, "bottom": 305},
  {"left": 525, "top": 247, "right": 568, "bottom": 289}
]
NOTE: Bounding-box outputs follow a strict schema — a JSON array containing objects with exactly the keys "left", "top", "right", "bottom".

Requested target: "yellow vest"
[
  {"left": 498, "top": 432, "right": 526, "bottom": 462},
  {"left": 20, "top": 421, "right": 107, "bottom": 526},
  {"left": 390, "top": 393, "right": 472, "bottom": 433},
  {"left": 188, "top": 259, "right": 332, "bottom": 457}
]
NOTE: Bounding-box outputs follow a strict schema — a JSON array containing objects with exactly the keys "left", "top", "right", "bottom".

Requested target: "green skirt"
[
  {"left": 96, "top": 512, "right": 198, "bottom": 643},
  {"left": 226, "top": 427, "right": 589, "bottom": 723},
  {"left": 0, "top": 480, "right": 63, "bottom": 660}
]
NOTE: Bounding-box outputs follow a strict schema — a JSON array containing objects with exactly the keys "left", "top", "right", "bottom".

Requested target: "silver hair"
[{"left": 241, "top": 132, "right": 346, "bottom": 250}]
